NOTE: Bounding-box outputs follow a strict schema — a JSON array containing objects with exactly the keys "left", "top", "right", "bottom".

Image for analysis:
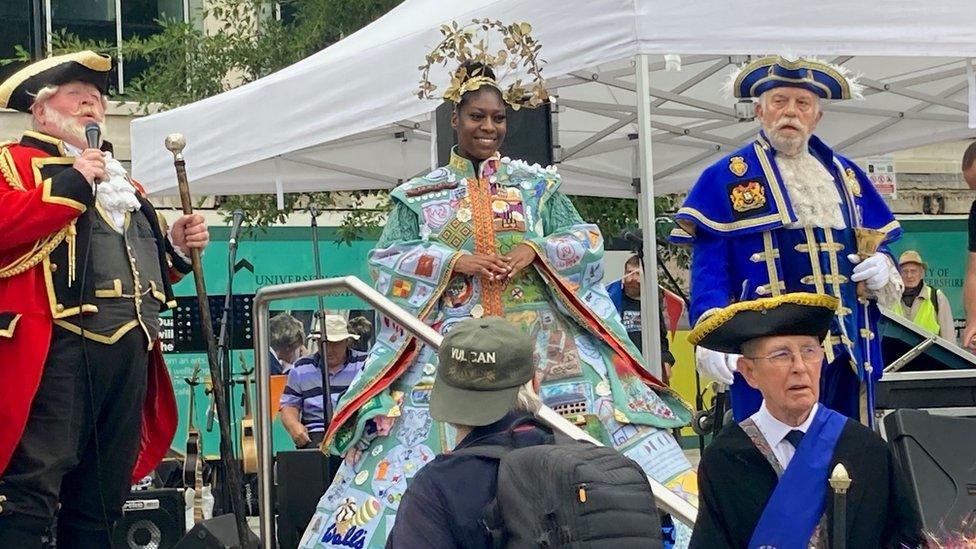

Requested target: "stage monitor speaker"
[
  {"left": 435, "top": 100, "right": 553, "bottom": 168},
  {"left": 174, "top": 513, "right": 260, "bottom": 549},
  {"left": 113, "top": 489, "right": 186, "bottom": 549},
  {"left": 275, "top": 449, "right": 336, "bottom": 549},
  {"left": 884, "top": 409, "right": 976, "bottom": 536}
]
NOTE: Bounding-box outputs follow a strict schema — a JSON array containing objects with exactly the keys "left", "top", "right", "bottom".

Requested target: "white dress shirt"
[{"left": 748, "top": 401, "right": 819, "bottom": 470}]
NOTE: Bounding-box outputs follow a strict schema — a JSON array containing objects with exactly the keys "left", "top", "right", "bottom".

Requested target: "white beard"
[
  {"left": 775, "top": 151, "right": 847, "bottom": 230},
  {"left": 43, "top": 107, "right": 105, "bottom": 148}
]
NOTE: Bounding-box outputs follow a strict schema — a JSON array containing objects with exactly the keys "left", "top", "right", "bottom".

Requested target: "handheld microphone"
[
  {"left": 84, "top": 122, "right": 102, "bottom": 186},
  {"left": 84, "top": 122, "right": 101, "bottom": 149},
  {"left": 228, "top": 209, "right": 245, "bottom": 250}
]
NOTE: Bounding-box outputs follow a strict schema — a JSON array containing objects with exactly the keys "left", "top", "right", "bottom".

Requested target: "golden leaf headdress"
[{"left": 417, "top": 19, "right": 549, "bottom": 111}]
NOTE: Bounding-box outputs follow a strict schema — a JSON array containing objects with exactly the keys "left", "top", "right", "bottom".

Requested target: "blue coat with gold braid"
[{"left": 672, "top": 132, "right": 900, "bottom": 421}]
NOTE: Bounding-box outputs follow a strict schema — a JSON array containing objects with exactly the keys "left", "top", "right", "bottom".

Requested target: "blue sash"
[{"left": 748, "top": 406, "right": 847, "bottom": 549}]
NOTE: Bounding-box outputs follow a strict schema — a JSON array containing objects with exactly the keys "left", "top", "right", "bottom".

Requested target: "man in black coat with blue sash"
[{"left": 688, "top": 293, "right": 922, "bottom": 548}]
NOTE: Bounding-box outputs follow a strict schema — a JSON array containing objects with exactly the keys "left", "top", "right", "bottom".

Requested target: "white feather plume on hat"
[{"left": 721, "top": 55, "right": 864, "bottom": 101}]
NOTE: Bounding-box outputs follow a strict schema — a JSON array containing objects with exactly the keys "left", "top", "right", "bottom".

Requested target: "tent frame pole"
[{"left": 635, "top": 53, "right": 664, "bottom": 380}]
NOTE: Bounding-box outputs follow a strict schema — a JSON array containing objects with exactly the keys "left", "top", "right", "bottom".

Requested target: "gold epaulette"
[
  {"left": 0, "top": 140, "right": 70, "bottom": 279},
  {"left": 0, "top": 142, "right": 25, "bottom": 191}
]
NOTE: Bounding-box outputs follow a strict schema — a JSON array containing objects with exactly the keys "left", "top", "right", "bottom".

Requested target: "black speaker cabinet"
[
  {"left": 275, "top": 449, "right": 337, "bottom": 549},
  {"left": 884, "top": 409, "right": 976, "bottom": 537},
  {"left": 435, "top": 100, "right": 553, "bottom": 168},
  {"left": 112, "top": 489, "right": 186, "bottom": 549},
  {"left": 174, "top": 513, "right": 259, "bottom": 549}
]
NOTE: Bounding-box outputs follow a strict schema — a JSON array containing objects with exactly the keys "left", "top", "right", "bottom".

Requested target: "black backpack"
[{"left": 452, "top": 418, "right": 663, "bottom": 549}]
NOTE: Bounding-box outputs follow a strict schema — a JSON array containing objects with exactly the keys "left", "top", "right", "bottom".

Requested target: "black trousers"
[{"left": 0, "top": 325, "right": 149, "bottom": 549}]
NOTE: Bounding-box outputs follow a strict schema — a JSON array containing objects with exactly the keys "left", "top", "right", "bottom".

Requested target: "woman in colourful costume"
[{"left": 300, "top": 21, "right": 695, "bottom": 549}]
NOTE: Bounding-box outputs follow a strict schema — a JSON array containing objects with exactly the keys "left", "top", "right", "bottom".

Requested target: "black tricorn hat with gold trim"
[
  {"left": 0, "top": 50, "right": 112, "bottom": 113},
  {"left": 688, "top": 293, "right": 839, "bottom": 354}
]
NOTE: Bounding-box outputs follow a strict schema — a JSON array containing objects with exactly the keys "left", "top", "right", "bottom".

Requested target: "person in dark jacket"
[
  {"left": 386, "top": 317, "right": 547, "bottom": 549},
  {"left": 687, "top": 293, "right": 923, "bottom": 549}
]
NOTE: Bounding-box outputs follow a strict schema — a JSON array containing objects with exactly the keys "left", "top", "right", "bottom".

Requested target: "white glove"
[
  {"left": 848, "top": 253, "right": 891, "bottom": 290},
  {"left": 695, "top": 346, "right": 740, "bottom": 385}
]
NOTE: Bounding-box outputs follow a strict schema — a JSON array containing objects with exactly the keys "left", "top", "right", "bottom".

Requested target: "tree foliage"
[
  {"left": 3, "top": 0, "right": 400, "bottom": 241},
  {"left": 570, "top": 194, "right": 690, "bottom": 292}
]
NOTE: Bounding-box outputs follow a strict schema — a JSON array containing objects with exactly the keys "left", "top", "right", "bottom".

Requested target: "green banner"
[
  {"left": 889, "top": 217, "right": 966, "bottom": 320},
  {"left": 163, "top": 226, "right": 378, "bottom": 456}
]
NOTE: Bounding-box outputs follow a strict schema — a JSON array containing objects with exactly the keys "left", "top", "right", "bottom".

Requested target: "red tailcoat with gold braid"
[{"left": 0, "top": 131, "right": 185, "bottom": 482}]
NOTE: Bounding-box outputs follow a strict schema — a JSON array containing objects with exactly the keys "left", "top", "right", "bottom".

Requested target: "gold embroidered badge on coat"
[
  {"left": 729, "top": 156, "right": 748, "bottom": 177},
  {"left": 844, "top": 168, "right": 862, "bottom": 197},
  {"left": 730, "top": 181, "right": 767, "bottom": 212}
]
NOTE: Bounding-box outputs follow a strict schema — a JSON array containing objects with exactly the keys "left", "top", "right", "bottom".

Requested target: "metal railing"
[{"left": 253, "top": 276, "right": 698, "bottom": 548}]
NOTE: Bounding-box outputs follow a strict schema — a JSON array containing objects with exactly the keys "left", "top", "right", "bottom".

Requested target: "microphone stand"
[
  {"left": 309, "top": 206, "right": 333, "bottom": 481},
  {"left": 638, "top": 232, "right": 710, "bottom": 448},
  {"left": 209, "top": 228, "right": 241, "bottom": 515}
]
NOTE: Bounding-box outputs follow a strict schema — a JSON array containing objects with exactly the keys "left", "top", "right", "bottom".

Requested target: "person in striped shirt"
[{"left": 279, "top": 315, "right": 368, "bottom": 449}]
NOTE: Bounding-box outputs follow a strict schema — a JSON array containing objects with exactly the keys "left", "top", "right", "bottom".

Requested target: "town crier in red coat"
[{"left": 0, "top": 51, "right": 209, "bottom": 547}]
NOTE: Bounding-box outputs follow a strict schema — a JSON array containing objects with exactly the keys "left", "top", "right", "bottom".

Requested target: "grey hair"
[
  {"left": 269, "top": 313, "right": 305, "bottom": 352},
  {"left": 449, "top": 383, "right": 542, "bottom": 437},
  {"left": 514, "top": 382, "right": 542, "bottom": 414},
  {"left": 29, "top": 86, "right": 60, "bottom": 132}
]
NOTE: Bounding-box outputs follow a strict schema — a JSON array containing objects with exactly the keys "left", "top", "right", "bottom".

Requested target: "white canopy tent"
[
  {"left": 131, "top": 0, "right": 976, "bottom": 374},
  {"left": 131, "top": 0, "right": 976, "bottom": 198}
]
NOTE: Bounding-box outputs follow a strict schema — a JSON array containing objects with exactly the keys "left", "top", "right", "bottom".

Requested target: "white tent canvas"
[{"left": 131, "top": 0, "right": 976, "bottom": 198}]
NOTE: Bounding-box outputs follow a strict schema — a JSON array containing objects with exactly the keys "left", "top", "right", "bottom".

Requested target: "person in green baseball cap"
[
  {"left": 388, "top": 317, "right": 547, "bottom": 548},
  {"left": 429, "top": 316, "right": 537, "bottom": 427}
]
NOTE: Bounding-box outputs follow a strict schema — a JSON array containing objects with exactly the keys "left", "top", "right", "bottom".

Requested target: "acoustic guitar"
[
  {"left": 182, "top": 361, "right": 205, "bottom": 524},
  {"left": 239, "top": 352, "right": 258, "bottom": 474}
]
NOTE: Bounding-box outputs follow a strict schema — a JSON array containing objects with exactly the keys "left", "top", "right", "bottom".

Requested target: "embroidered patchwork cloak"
[{"left": 299, "top": 150, "right": 698, "bottom": 549}]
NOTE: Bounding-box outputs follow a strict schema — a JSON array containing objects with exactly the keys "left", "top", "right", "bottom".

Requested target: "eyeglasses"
[{"left": 744, "top": 346, "right": 824, "bottom": 368}]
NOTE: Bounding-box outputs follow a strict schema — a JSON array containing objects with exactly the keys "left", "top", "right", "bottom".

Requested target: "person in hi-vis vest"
[{"left": 892, "top": 250, "right": 955, "bottom": 342}]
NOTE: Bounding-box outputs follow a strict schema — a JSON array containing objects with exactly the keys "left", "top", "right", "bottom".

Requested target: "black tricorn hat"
[
  {"left": 688, "top": 293, "right": 839, "bottom": 355},
  {"left": 0, "top": 50, "right": 112, "bottom": 113}
]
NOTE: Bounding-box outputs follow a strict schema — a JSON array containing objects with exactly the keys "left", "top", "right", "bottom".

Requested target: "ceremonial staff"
[
  {"left": 853, "top": 223, "right": 885, "bottom": 430},
  {"left": 847, "top": 169, "right": 884, "bottom": 430},
  {"left": 166, "top": 134, "right": 252, "bottom": 547},
  {"left": 829, "top": 463, "right": 852, "bottom": 549}
]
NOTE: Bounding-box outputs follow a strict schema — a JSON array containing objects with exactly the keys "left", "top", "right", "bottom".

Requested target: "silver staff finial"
[
  {"left": 829, "top": 463, "right": 852, "bottom": 494},
  {"left": 164, "top": 133, "right": 186, "bottom": 158}
]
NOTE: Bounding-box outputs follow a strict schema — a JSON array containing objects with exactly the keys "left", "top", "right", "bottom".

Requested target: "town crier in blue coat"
[{"left": 672, "top": 56, "right": 903, "bottom": 423}]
